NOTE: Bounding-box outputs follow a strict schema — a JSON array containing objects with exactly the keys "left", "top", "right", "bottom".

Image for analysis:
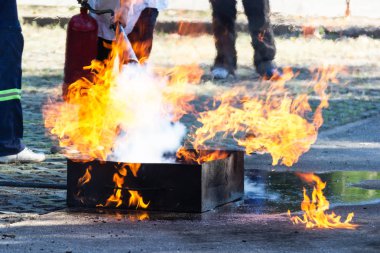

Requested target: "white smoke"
[{"left": 109, "top": 63, "right": 186, "bottom": 163}]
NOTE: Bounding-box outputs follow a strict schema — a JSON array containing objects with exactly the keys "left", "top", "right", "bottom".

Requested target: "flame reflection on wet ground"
[
  {"left": 243, "top": 170, "right": 380, "bottom": 214},
  {"left": 67, "top": 170, "right": 380, "bottom": 223}
]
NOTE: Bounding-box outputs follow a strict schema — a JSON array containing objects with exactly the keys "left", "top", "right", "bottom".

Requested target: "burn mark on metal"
[{"left": 67, "top": 150, "right": 244, "bottom": 212}]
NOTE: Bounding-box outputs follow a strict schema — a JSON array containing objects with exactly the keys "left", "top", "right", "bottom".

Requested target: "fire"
[
  {"left": 44, "top": 33, "right": 134, "bottom": 161},
  {"left": 176, "top": 147, "right": 229, "bottom": 164},
  {"left": 288, "top": 173, "right": 358, "bottom": 229},
  {"left": 180, "top": 66, "right": 339, "bottom": 167},
  {"left": 102, "top": 170, "right": 125, "bottom": 208},
  {"left": 128, "top": 190, "right": 150, "bottom": 209},
  {"left": 45, "top": 13, "right": 343, "bottom": 215},
  {"left": 77, "top": 166, "right": 92, "bottom": 187},
  {"left": 99, "top": 164, "right": 149, "bottom": 209},
  {"left": 124, "top": 163, "right": 141, "bottom": 178},
  {"left": 44, "top": 30, "right": 201, "bottom": 162}
]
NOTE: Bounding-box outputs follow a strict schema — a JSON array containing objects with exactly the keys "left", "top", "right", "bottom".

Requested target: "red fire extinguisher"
[
  {"left": 62, "top": 1, "right": 116, "bottom": 100},
  {"left": 62, "top": 2, "right": 98, "bottom": 100}
]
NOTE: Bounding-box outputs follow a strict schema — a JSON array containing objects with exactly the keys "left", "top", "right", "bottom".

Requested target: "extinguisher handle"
[{"left": 78, "top": 0, "right": 115, "bottom": 17}]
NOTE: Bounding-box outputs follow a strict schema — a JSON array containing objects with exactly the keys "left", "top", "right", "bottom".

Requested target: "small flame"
[
  {"left": 128, "top": 190, "right": 150, "bottom": 209},
  {"left": 345, "top": 0, "right": 351, "bottom": 17},
  {"left": 288, "top": 173, "right": 358, "bottom": 229},
  {"left": 124, "top": 163, "right": 141, "bottom": 178},
  {"left": 176, "top": 147, "right": 229, "bottom": 164},
  {"left": 102, "top": 170, "right": 125, "bottom": 208},
  {"left": 98, "top": 164, "right": 149, "bottom": 209},
  {"left": 77, "top": 166, "right": 92, "bottom": 187}
]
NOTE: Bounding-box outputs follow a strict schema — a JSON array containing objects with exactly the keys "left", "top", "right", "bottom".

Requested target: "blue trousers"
[{"left": 0, "top": 28, "right": 25, "bottom": 156}]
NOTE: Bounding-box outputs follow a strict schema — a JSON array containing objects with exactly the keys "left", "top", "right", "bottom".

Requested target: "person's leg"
[
  {"left": 210, "top": 0, "right": 237, "bottom": 78},
  {"left": 127, "top": 8, "right": 159, "bottom": 64},
  {"left": 0, "top": 29, "right": 25, "bottom": 157},
  {"left": 242, "top": 0, "right": 279, "bottom": 77}
]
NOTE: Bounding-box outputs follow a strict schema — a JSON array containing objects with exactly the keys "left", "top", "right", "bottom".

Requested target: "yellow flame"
[
  {"left": 128, "top": 190, "right": 150, "bottom": 209},
  {"left": 97, "top": 164, "right": 149, "bottom": 209},
  {"left": 77, "top": 166, "right": 92, "bottom": 187},
  {"left": 288, "top": 173, "right": 358, "bottom": 229},
  {"left": 178, "top": 67, "right": 339, "bottom": 166}
]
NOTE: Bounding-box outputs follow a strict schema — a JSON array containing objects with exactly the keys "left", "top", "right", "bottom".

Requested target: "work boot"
[
  {"left": 255, "top": 60, "right": 281, "bottom": 79},
  {"left": 0, "top": 147, "right": 46, "bottom": 164}
]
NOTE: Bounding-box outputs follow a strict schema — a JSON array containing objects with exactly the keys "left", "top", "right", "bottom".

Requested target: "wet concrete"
[
  {"left": 244, "top": 170, "right": 380, "bottom": 214},
  {"left": 0, "top": 203, "right": 379, "bottom": 252},
  {"left": 1, "top": 170, "right": 380, "bottom": 253}
]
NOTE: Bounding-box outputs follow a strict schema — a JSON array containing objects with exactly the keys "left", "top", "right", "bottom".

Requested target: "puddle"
[{"left": 243, "top": 170, "right": 380, "bottom": 214}]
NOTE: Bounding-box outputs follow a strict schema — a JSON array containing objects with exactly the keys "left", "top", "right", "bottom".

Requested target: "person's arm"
[{"left": 116, "top": 0, "right": 133, "bottom": 27}]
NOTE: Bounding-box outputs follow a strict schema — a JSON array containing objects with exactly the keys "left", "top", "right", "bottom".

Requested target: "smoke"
[{"left": 109, "top": 64, "right": 186, "bottom": 163}]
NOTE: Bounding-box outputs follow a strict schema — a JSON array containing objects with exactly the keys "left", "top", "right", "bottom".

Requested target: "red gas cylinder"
[{"left": 63, "top": 7, "right": 98, "bottom": 100}]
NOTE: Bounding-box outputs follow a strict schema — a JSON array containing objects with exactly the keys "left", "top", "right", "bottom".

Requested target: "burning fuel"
[
  {"left": 44, "top": 33, "right": 187, "bottom": 164},
  {"left": 44, "top": 29, "right": 340, "bottom": 167},
  {"left": 44, "top": 23, "right": 344, "bottom": 211},
  {"left": 288, "top": 173, "right": 358, "bottom": 229},
  {"left": 95, "top": 163, "right": 149, "bottom": 209}
]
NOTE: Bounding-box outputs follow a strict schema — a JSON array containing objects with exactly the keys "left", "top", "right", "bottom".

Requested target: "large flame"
[
  {"left": 179, "top": 66, "right": 339, "bottom": 166},
  {"left": 288, "top": 173, "right": 358, "bottom": 229},
  {"left": 44, "top": 29, "right": 195, "bottom": 162},
  {"left": 44, "top": 34, "right": 133, "bottom": 161},
  {"left": 45, "top": 19, "right": 343, "bottom": 213}
]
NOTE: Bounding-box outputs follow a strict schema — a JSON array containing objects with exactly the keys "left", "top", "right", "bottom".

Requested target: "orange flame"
[
  {"left": 161, "top": 64, "right": 203, "bottom": 122},
  {"left": 77, "top": 166, "right": 92, "bottom": 187},
  {"left": 345, "top": 0, "right": 351, "bottom": 17},
  {"left": 43, "top": 32, "right": 135, "bottom": 161},
  {"left": 180, "top": 67, "right": 339, "bottom": 167},
  {"left": 98, "top": 163, "right": 149, "bottom": 209},
  {"left": 125, "top": 163, "right": 141, "bottom": 178},
  {"left": 176, "top": 147, "right": 229, "bottom": 164},
  {"left": 44, "top": 29, "right": 203, "bottom": 162},
  {"left": 288, "top": 173, "right": 358, "bottom": 229},
  {"left": 128, "top": 190, "right": 150, "bottom": 209}
]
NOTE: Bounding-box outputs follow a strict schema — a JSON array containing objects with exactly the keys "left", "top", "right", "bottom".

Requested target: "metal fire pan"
[{"left": 67, "top": 150, "right": 244, "bottom": 212}]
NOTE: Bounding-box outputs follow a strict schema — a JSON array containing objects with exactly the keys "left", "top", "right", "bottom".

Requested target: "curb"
[{"left": 22, "top": 16, "right": 380, "bottom": 39}]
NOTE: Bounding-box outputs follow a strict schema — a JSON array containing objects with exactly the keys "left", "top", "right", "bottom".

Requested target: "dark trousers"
[
  {"left": 210, "top": 0, "right": 276, "bottom": 72},
  {"left": 97, "top": 8, "right": 159, "bottom": 63},
  {"left": 0, "top": 28, "right": 25, "bottom": 156}
]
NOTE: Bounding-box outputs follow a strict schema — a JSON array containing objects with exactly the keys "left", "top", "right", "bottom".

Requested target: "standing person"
[
  {"left": 0, "top": 0, "right": 45, "bottom": 163},
  {"left": 210, "top": 0, "right": 280, "bottom": 79},
  {"left": 89, "top": 0, "right": 168, "bottom": 62}
]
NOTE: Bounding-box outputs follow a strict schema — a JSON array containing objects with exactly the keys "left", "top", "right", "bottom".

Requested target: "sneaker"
[
  {"left": 256, "top": 60, "right": 282, "bottom": 79},
  {"left": 211, "top": 67, "right": 230, "bottom": 80},
  {"left": 0, "top": 147, "right": 46, "bottom": 164}
]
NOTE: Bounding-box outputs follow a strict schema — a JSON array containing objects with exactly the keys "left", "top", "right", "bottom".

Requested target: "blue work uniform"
[{"left": 0, "top": 0, "right": 25, "bottom": 156}]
